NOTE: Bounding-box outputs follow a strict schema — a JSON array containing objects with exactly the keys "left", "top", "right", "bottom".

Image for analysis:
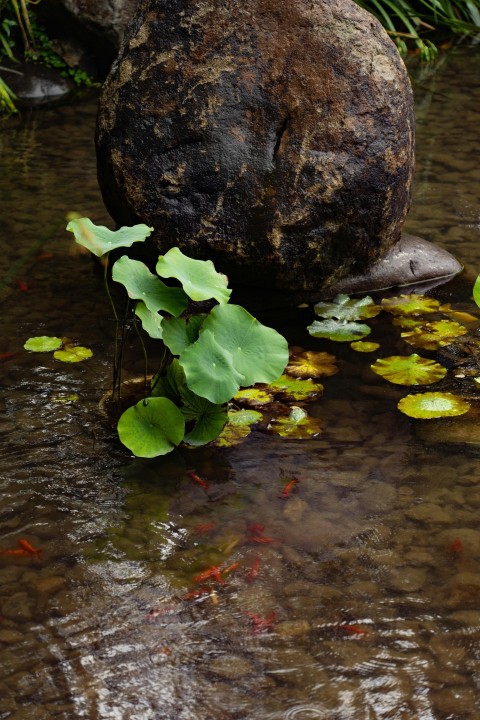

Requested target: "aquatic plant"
[{"left": 67, "top": 218, "right": 289, "bottom": 458}]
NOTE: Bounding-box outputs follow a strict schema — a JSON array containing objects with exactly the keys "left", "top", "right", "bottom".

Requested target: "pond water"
[{"left": 1, "top": 48, "right": 480, "bottom": 720}]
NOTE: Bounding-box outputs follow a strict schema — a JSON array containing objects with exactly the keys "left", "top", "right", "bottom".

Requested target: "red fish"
[
  {"left": 247, "top": 523, "right": 265, "bottom": 535},
  {"left": 248, "top": 535, "right": 277, "bottom": 544},
  {"left": 245, "top": 611, "right": 276, "bottom": 634},
  {"left": 16, "top": 280, "right": 28, "bottom": 292},
  {"left": 0, "top": 352, "right": 16, "bottom": 362},
  {"left": 222, "top": 562, "right": 240, "bottom": 576},
  {"left": 193, "top": 522, "right": 217, "bottom": 535},
  {"left": 182, "top": 588, "right": 210, "bottom": 601},
  {"left": 246, "top": 522, "right": 278, "bottom": 544},
  {"left": 193, "top": 565, "right": 224, "bottom": 585},
  {"left": 246, "top": 557, "right": 260, "bottom": 582},
  {"left": 188, "top": 470, "right": 208, "bottom": 490},
  {"left": 18, "top": 539, "right": 41, "bottom": 557},
  {"left": 450, "top": 538, "right": 464, "bottom": 554},
  {"left": 0, "top": 548, "right": 28, "bottom": 556},
  {"left": 280, "top": 477, "right": 299, "bottom": 498},
  {"left": 36, "top": 253, "right": 54, "bottom": 261},
  {"left": 340, "top": 624, "right": 369, "bottom": 636}
]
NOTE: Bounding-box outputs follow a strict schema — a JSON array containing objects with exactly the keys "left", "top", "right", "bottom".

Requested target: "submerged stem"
[{"left": 103, "top": 254, "right": 120, "bottom": 402}]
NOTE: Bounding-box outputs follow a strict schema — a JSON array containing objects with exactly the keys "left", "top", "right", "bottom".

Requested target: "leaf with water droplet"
[
  {"left": 156, "top": 246, "right": 231, "bottom": 305},
  {"left": 397, "top": 392, "right": 470, "bottom": 419},
  {"left": 135, "top": 302, "right": 163, "bottom": 339},
  {"left": 117, "top": 397, "right": 185, "bottom": 457},
  {"left": 371, "top": 354, "right": 447, "bottom": 386},
  {"left": 307, "top": 319, "right": 371, "bottom": 342},
  {"left": 266, "top": 375, "right": 323, "bottom": 401},
  {"left": 213, "top": 409, "right": 263, "bottom": 447},
  {"left": 314, "top": 294, "right": 381, "bottom": 321},
  {"left": 112, "top": 256, "right": 188, "bottom": 316},
  {"left": 268, "top": 406, "right": 323, "bottom": 438}
]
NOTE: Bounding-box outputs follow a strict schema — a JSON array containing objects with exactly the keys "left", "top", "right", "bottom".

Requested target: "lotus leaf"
[
  {"left": 156, "top": 247, "right": 231, "bottom": 305},
  {"left": 24, "top": 336, "right": 63, "bottom": 352},
  {"left": 473, "top": 275, "right": 480, "bottom": 309},
  {"left": 381, "top": 294, "right": 440, "bottom": 316},
  {"left": 54, "top": 346, "right": 93, "bottom": 362},
  {"left": 150, "top": 359, "right": 186, "bottom": 403},
  {"left": 371, "top": 354, "right": 447, "bottom": 385},
  {"left": 401, "top": 320, "right": 467, "bottom": 350},
  {"left": 392, "top": 316, "right": 424, "bottom": 330},
  {"left": 268, "top": 406, "right": 323, "bottom": 439},
  {"left": 351, "top": 341, "right": 380, "bottom": 352},
  {"left": 307, "top": 319, "right": 371, "bottom": 342},
  {"left": 286, "top": 350, "right": 338, "bottom": 378},
  {"left": 112, "top": 256, "right": 188, "bottom": 316},
  {"left": 234, "top": 387, "right": 275, "bottom": 406},
  {"left": 214, "top": 409, "right": 263, "bottom": 447},
  {"left": 266, "top": 374, "right": 323, "bottom": 401},
  {"left": 66, "top": 217, "right": 153, "bottom": 257},
  {"left": 314, "top": 294, "right": 381, "bottom": 321},
  {"left": 135, "top": 302, "right": 163, "bottom": 339},
  {"left": 162, "top": 316, "right": 205, "bottom": 355},
  {"left": 397, "top": 392, "right": 470, "bottom": 419},
  {"left": 179, "top": 387, "right": 227, "bottom": 446},
  {"left": 117, "top": 397, "right": 185, "bottom": 457},
  {"left": 179, "top": 304, "right": 289, "bottom": 404}
]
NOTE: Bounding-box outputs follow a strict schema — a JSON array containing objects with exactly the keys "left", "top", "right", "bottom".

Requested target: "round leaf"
[
  {"left": 156, "top": 247, "right": 231, "bottom": 304},
  {"left": 371, "top": 354, "right": 447, "bottom": 386},
  {"left": 381, "top": 294, "right": 440, "bottom": 316},
  {"left": 401, "top": 320, "right": 467, "bottom": 350},
  {"left": 268, "top": 406, "right": 323, "bottom": 439},
  {"left": 162, "top": 316, "right": 205, "bottom": 355},
  {"left": 473, "top": 276, "right": 480, "bottom": 310},
  {"left": 180, "top": 388, "right": 227, "bottom": 446},
  {"left": 266, "top": 375, "right": 323, "bottom": 401},
  {"left": 135, "top": 302, "right": 163, "bottom": 339},
  {"left": 234, "top": 388, "right": 275, "bottom": 406},
  {"left": 213, "top": 409, "right": 263, "bottom": 448},
  {"left": 66, "top": 218, "right": 153, "bottom": 257},
  {"left": 314, "top": 294, "right": 381, "bottom": 321},
  {"left": 24, "top": 336, "right": 63, "bottom": 352},
  {"left": 351, "top": 341, "right": 380, "bottom": 352},
  {"left": 112, "top": 256, "right": 188, "bottom": 316},
  {"left": 117, "top": 397, "right": 185, "bottom": 457},
  {"left": 286, "top": 351, "right": 338, "bottom": 378},
  {"left": 54, "top": 346, "right": 93, "bottom": 362},
  {"left": 397, "top": 392, "right": 470, "bottom": 419},
  {"left": 307, "top": 319, "right": 371, "bottom": 342}
]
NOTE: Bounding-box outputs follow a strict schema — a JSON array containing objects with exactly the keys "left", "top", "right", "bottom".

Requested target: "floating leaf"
[
  {"left": 286, "top": 351, "right": 338, "bottom": 378},
  {"left": 474, "top": 378, "right": 480, "bottom": 390},
  {"left": 112, "top": 256, "right": 188, "bottom": 316},
  {"left": 50, "top": 393, "right": 80, "bottom": 403},
  {"left": 371, "top": 354, "right": 447, "bottom": 386},
  {"left": 401, "top": 320, "right": 467, "bottom": 350},
  {"left": 351, "top": 341, "right": 380, "bottom": 353},
  {"left": 162, "top": 316, "right": 205, "bottom": 355},
  {"left": 135, "top": 302, "right": 163, "bottom": 339},
  {"left": 381, "top": 294, "right": 440, "bottom": 316},
  {"left": 117, "top": 397, "right": 185, "bottom": 457},
  {"left": 473, "top": 275, "right": 480, "bottom": 310},
  {"left": 180, "top": 388, "right": 227, "bottom": 446},
  {"left": 314, "top": 294, "right": 381, "bottom": 321},
  {"left": 179, "top": 304, "right": 289, "bottom": 404},
  {"left": 24, "top": 336, "right": 63, "bottom": 352},
  {"left": 54, "top": 346, "right": 93, "bottom": 362},
  {"left": 397, "top": 392, "right": 470, "bottom": 419},
  {"left": 156, "top": 247, "right": 231, "bottom": 305},
  {"left": 214, "top": 409, "right": 263, "bottom": 447},
  {"left": 266, "top": 374, "right": 323, "bottom": 401},
  {"left": 439, "top": 305, "right": 478, "bottom": 324},
  {"left": 234, "top": 387, "right": 275, "bottom": 406},
  {"left": 392, "top": 316, "right": 424, "bottom": 330},
  {"left": 307, "top": 319, "right": 371, "bottom": 342},
  {"left": 268, "top": 406, "right": 323, "bottom": 439},
  {"left": 66, "top": 217, "right": 153, "bottom": 257}
]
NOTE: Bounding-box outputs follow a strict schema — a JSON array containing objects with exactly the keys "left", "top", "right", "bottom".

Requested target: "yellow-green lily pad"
[
  {"left": 214, "top": 409, "right": 263, "bottom": 447},
  {"left": 24, "top": 336, "right": 63, "bottom": 352},
  {"left": 392, "top": 316, "right": 424, "bottom": 330},
  {"left": 351, "top": 341, "right": 380, "bottom": 353},
  {"left": 286, "top": 350, "right": 338, "bottom": 378},
  {"left": 307, "top": 319, "right": 371, "bottom": 342},
  {"left": 54, "top": 346, "right": 93, "bottom": 362},
  {"left": 398, "top": 392, "right": 470, "bottom": 419},
  {"left": 234, "top": 387, "right": 275, "bottom": 406},
  {"left": 371, "top": 354, "right": 447, "bottom": 386},
  {"left": 268, "top": 406, "right": 323, "bottom": 439},
  {"left": 381, "top": 294, "right": 440, "bottom": 316},
  {"left": 266, "top": 375, "right": 324, "bottom": 401},
  {"left": 50, "top": 393, "right": 80, "bottom": 403},
  {"left": 401, "top": 320, "right": 467, "bottom": 350},
  {"left": 314, "top": 294, "right": 381, "bottom": 321}
]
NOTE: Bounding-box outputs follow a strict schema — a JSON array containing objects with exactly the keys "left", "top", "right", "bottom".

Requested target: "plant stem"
[
  {"left": 132, "top": 305, "right": 149, "bottom": 388},
  {"left": 103, "top": 253, "right": 120, "bottom": 402}
]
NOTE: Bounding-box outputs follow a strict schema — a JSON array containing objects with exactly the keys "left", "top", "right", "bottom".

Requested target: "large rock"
[{"left": 95, "top": 0, "right": 454, "bottom": 294}]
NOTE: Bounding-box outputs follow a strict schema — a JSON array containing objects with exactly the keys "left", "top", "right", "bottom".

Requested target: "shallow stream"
[{"left": 1, "top": 48, "right": 480, "bottom": 720}]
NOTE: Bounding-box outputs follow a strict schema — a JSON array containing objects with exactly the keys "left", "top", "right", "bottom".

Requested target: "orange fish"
[
  {"left": 280, "top": 477, "right": 299, "bottom": 498},
  {"left": 341, "top": 624, "right": 369, "bottom": 636},
  {"left": 18, "top": 539, "right": 41, "bottom": 557},
  {"left": 450, "top": 538, "right": 464, "bottom": 553},
  {"left": 245, "top": 611, "right": 276, "bottom": 634},
  {"left": 188, "top": 470, "right": 208, "bottom": 490},
  {"left": 0, "top": 352, "right": 17, "bottom": 362},
  {"left": 16, "top": 280, "right": 28, "bottom": 292},
  {"left": 193, "top": 565, "right": 224, "bottom": 584},
  {"left": 193, "top": 522, "right": 217, "bottom": 534},
  {"left": 246, "top": 557, "right": 260, "bottom": 582}
]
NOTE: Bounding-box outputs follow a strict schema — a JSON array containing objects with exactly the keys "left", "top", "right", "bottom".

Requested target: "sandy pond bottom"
[{"left": 1, "top": 49, "right": 480, "bottom": 720}]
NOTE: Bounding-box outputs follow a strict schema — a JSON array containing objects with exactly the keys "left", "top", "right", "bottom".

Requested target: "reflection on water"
[{"left": 1, "top": 51, "right": 480, "bottom": 719}]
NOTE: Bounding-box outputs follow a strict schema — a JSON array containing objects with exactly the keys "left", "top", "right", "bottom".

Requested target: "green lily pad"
[
  {"left": 381, "top": 294, "right": 440, "bottom": 316},
  {"left": 234, "top": 387, "right": 275, "bottom": 406},
  {"left": 156, "top": 247, "right": 231, "bottom": 305},
  {"left": 401, "top": 320, "right": 467, "bottom": 350},
  {"left": 179, "top": 304, "right": 289, "bottom": 404},
  {"left": 134, "top": 302, "right": 163, "bottom": 339},
  {"left": 66, "top": 217, "right": 153, "bottom": 257},
  {"left": 314, "top": 294, "right": 381, "bottom": 321},
  {"left": 351, "top": 341, "right": 380, "bottom": 352},
  {"left": 266, "top": 374, "right": 323, "bottom": 401},
  {"left": 54, "top": 346, "right": 93, "bottom": 362},
  {"left": 180, "top": 388, "right": 227, "bottom": 446},
  {"left": 397, "top": 392, "right": 470, "bottom": 419},
  {"left": 371, "top": 354, "right": 447, "bottom": 386},
  {"left": 307, "top": 319, "right": 371, "bottom": 342},
  {"left": 268, "top": 406, "right": 323, "bottom": 439},
  {"left": 117, "top": 397, "right": 185, "bottom": 457},
  {"left": 162, "top": 316, "right": 205, "bottom": 356},
  {"left": 112, "top": 256, "right": 188, "bottom": 316},
  {"left": 392, "top": 316, "right": 424, "bottom": 330},
  {"left": 50, "top": 393, "right": 80, "bottom": 403},
  {"left": 24, "top": 336, "right": 63, "bottom": 352},
  {"left": 213, "top": 409, "right": 263, "bottom": 448},
  {"left": 286, "top": 350, "right": 338, "bottom": 378},
  {"left": 473, "top": 275, "right": 480, "bottom": 310}
]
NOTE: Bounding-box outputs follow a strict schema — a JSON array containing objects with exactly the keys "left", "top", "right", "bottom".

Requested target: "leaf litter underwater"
[{"left": 2, "top": 53, "right": 480, "bottom": 717}]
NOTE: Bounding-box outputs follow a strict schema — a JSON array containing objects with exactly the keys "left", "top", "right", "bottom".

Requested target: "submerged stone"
[{"left": 96, "top": 0, "right": 430, "bottom": 295}]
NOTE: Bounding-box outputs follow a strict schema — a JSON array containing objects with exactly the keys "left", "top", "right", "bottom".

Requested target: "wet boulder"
[{"left": 96, "top": 0, "right": 419, "bottom": 293}]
